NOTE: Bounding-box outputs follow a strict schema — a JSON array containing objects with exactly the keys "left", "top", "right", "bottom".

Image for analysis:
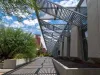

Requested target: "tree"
[
  {"left": 0, "top": 27, "right": 37, "bottom": 60},
  {"left": 0, "top": 0, "right": 40, "bottom": 60},
  {"left": 0, "top": 0, "right": 39, "bottom": 18}
]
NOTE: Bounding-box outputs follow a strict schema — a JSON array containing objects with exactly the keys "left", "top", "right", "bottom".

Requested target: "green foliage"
[
  {"left": 0, "top": 0, "right": 40, "bottom": 60},
  {"left": 0, "top": 27, "right": 37, "bottom": 60},
  {"left": 14, "top": 53, "right": 25, "bottom": 59},
  {"left": 0, "top": 0, "right": 39, "bottom": 17},
  {"left": 36, "top": 48, "right": 51, "bottom": 57},
  {"left": 44, "top": 52, "right": 51, "bottom": 56}
]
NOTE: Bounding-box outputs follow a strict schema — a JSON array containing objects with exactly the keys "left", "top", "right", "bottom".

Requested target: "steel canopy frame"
[
  {"left": 40, "top": 20, "right": 68, "bottom": 52},
  {"left": 36, "top": 0, "right": 87, "bottom": 54},
  {"left": 36, "top": 0, "right": 87, "bottom": 27}
]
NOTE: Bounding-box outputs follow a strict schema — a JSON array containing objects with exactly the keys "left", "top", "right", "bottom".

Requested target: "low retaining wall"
[
  {"left": 16, "top": 59, "right": 29, "bottom": 66},
  {"left": 53, "top": 59, "right": 100, "bottom": 75},
  {"left": 3, "top": 59, "right": 31, "bottom": 69},
  {"left": 0, "top": 63, "right": 3, "bottom": 69}
]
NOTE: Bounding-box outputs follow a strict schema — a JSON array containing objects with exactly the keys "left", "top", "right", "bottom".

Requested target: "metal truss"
[
  {"left": 39, "top": 19, "right": 70, "bottom": 52},
  {"left": 43, "top": 34, "right": 57, "bottom": 52},
  {"left": 39, "top": 19, "right": 70, "bottom": 36},
  {"left": 36, "top": 0, "right": 87, "bottom": 27},
  {"left": 39, "top": 21, "right": 61, "bottom": 52},
  {"left": 43, "top": 30, "right": 59, "bottom": 40},
  {"left": 36, "top": 0, "right": 87, "bottom": 54},
  {"left": 39, "top": 7, "right": 87, "bottom": 20}
]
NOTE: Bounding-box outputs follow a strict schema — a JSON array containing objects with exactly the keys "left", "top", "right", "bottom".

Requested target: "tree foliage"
[
  {"left": 0, "top": 0, "right": 39, "bottom": 18},
  {"left": 0, "top": 0, "right": 40, "bottom": 60},
  {"left": 0, "top": 27, "right": 37, "bottom": 60}
]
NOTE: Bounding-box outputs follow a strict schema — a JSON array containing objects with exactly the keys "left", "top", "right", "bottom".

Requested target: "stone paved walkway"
[{"left": 4, "top": 57, "right": 58, "bottom": 75}]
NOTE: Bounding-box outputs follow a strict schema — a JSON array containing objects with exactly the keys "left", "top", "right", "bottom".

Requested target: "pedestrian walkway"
[{"left": 4, "top": 57, "right": 58, "bottom": 75}]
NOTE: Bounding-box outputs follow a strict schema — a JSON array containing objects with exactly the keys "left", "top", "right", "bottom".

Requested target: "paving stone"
[{"left": 4, "top": 57, "right": 58, "bottom": 75}]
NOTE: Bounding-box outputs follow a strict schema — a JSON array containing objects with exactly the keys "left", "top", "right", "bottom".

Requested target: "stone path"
[{"left": 4, "top": 57, "right": 58, "bottom": 75}]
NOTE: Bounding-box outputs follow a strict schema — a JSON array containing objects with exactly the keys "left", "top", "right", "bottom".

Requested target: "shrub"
[{"left": 0, "top": 27, "right": 37, "bottom": 60}]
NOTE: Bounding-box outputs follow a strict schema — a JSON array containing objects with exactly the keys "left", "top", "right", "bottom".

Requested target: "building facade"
[{"left": 35, "top": 35, "right": 46, "bottom": 53}]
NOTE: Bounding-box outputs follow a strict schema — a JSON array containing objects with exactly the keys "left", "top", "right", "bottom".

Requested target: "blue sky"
[{"left": 0, "top": 11, "right": 41, "bottom": 35}]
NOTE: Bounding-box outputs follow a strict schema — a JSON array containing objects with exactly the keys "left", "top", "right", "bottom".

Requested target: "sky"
[{"left": 0, "top": 0, "right": 80, "bottom": 48}]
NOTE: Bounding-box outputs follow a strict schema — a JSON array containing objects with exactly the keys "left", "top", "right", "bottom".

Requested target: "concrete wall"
[
  {"left": 0, "top": 63, "right": 3, "bottom": 69},
  {"left": 59, "top": 42, "right": 63, "bottom": 56},
  {"left": 63, "top": 37, "right": 68, "bottom": 57},
  {"left": 70, "top": 26, "right": 84, "bottom": 59},
  {"left": 3, "top": 59, "right": 30, "bottom": 69},
  {"left": 63, "top": 37, "right": 70, "bottom": 57},
  {"left": 88, "top": 0, "right": 100, "bottom": 58},
  {"left": 16, "top": 59, "right": 29, "bottom": 66},
  {"left": 87, "top": 0, "right": 91, "bottom": 4},
  {"left": 3, "top": 59, "right": 16, "bottom": 69},
  {"left": 53, "top": 59, "right": 100, "bottom": 75}
]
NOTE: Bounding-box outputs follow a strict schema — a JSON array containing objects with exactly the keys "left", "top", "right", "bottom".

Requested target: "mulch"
[{"left": 54, "top": 58, "right": 100, "bottom": 68}]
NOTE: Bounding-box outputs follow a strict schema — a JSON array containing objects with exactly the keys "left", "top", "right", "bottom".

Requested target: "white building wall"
[
  {"left": 63, "top": 37, "right": 68, "bottom": 57},
  {"left": 70, "top": 26, "right": 83, "bottom": 59},
  {"left": 88, "top": 0, "right": 100, "bottom": 58},
  {"left": 59, "top": 42, "right": 63, "bottom": 56}
]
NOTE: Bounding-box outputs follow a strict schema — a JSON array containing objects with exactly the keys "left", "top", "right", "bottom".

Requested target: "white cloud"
[
  {"left": 55, "top": 0, "right": 79, "bottom": 7},
  {"left": 22, "top": 28, "right": 34, "bottom": 33},
  {"left": 44, "top": 20, "right": 50, "bottom": 22},
  {"left": 23, "top": 19, "right": 38, "bottom": 26},
  {"left": 10, "top": 21, "right": 24, "bottom": 28},
  {"left": 6, "top": 16, "right": 13, "bottom": 20},
  {"left": 3, "top": 16, "right": 13, "bottom": 20},
  {"left": 40, "top": 14, "right": 54, "bottom": 19},
  {"left": 34, "top": 19, "right": 38, "bottom": 24},
  {"left": 81, "top": 0, "right": 87, "bottom": 7},
  {"left": 36, "top": 25, "right": 40, "bottom": 29},
  {"left": 27, "top": 8, "right": 35, "bottom": 13},
  {"left": 13, "top": 9, "right": 29, "bottom": 18}
]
